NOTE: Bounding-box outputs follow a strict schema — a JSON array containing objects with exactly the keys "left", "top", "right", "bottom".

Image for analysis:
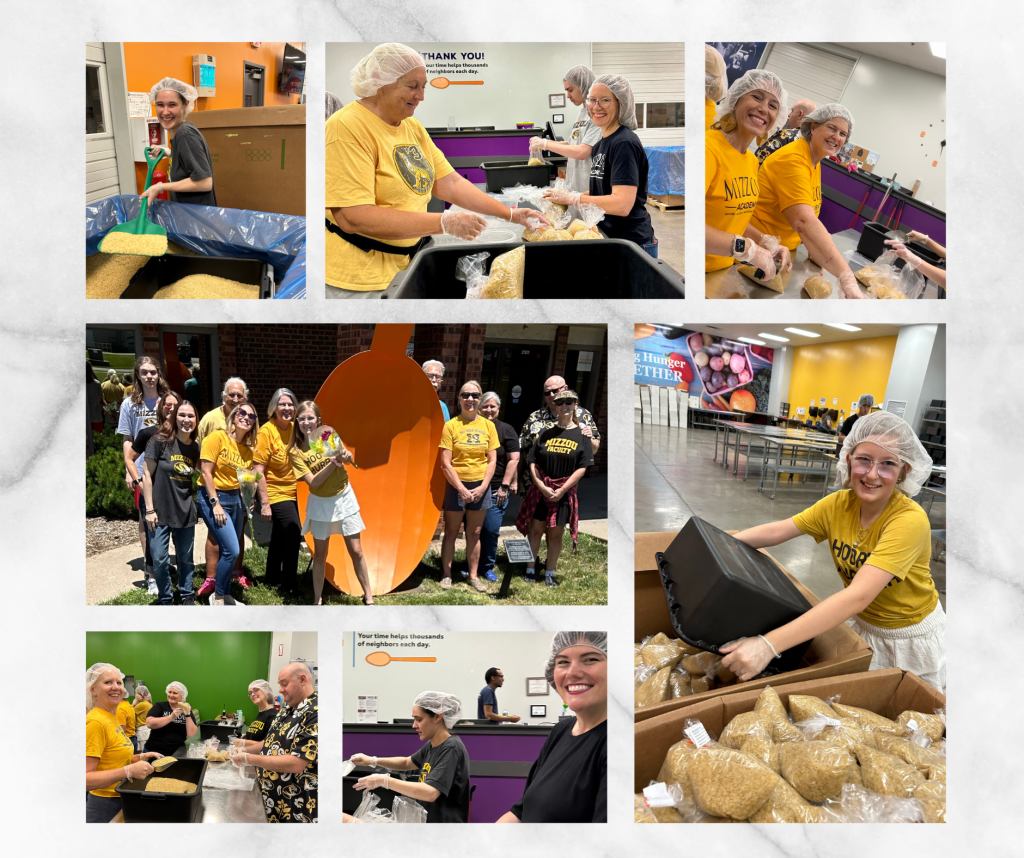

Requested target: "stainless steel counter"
[{"left": 705, "top": 229, "right": 940, "bottom": 299}]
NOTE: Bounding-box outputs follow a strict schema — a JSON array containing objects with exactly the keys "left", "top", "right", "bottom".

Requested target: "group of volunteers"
[
  {"left": 344, "top": 632, "right": 607, "bottom": 823},
  {"left": 426, "top": 361, "right": 600, "bottom": 590},
  {"left": 326, "top": 43, "right": 657, "bottom": 293},
  {"left": 86, "top": 662, "right": 318, "bottom": 823}
]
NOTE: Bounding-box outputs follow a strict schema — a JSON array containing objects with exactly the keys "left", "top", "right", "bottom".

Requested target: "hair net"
[
  {"left": 591, "top": 74, "right": 637, "bottom": 130},
  {"left": 414, "top": 691, "right": 463, "bottom": 729},
  {"left": 166, "top": 681, "right": 188, "bottom": 700},
  {"left": 544, "top": 632, "right": 609, "bottom": 683},
  {"left": 858, "top": 393, "right": 875, "bottom": 409},
  {"left": 135, "top": 685, "right": 153, "bottom": 702},
  {"left": 350, "top": 43, "right": 426, "bottom": 99},
  {"left": 249, "top": 679, "right": 274, "bottom": 702},
  {"left": 835, "top": 412, "right": 933, "bottom": 497},
  {"left": 716, "top": 70, "right": 789, "bottom": 138},
  {"left": 565, "top": 64, "right": 596, "bottom": 127},
  {"left": 705, "top": 45, "right": 727, "bottom": 102},
  {"left": 149, "top": 77, "right": 199, "bottom": 117},
  {"left": 800, "top": 102, "right": 855, "bottom": 142},
  {"left": 325, "top": 91, "right": 344, "bottom": 121},
  {"left": 86, "top": 663, "right": 124, "bottom": 711}
]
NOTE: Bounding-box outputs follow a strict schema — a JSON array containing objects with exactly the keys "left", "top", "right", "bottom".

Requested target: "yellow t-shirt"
[
  {"left": 255, "top": 422, "right": 297, "bottom": 504},
  {"left": 440, "top": 416, "right": 500, "bottom": 482},
  {"left": 86, "top": 707, "right": 134, "bottom": 798},
  {"left": 749, "top": 136, "right": 821, "bottom": 252},
  {"left": 705, "top": 98, "right": 717, "bottom": 131},
  {"left": 326, "top": 102, "right": 455, "bottom": 292},
  {"left": 200, "top": 430, "right": 255, "bottom": 491},
  {"left": 117, "top": 700, "right": 136, "bottom": 737},
  {"left": 290, "top": 445, "right": 350, "bottom": 498},
  {"left": 792, "top": 489, "right": 937, "bottom": 629},
  {"left": 134, "top": 700, "right": 153, "bottom": 728},
  {"left": 705, "top": 129, "right": 760, "bottom": 272},
  {"left": 197, "top": 407, "right": 228, "bottom": 444}
]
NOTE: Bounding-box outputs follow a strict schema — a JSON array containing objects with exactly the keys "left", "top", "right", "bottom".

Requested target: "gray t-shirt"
[
  {"left": 564, "top": 108, "right": 603, "bottom": 194},
  {"left": 409, "top": 736, "right": 471, "bottom": 823},
  {"left": 169, "top": 122, "right": 217, "bottom": 206}
]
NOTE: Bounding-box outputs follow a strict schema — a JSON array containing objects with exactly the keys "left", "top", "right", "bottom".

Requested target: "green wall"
[{"left": 86, "top": 632, "right": 273, "bottom": 720}]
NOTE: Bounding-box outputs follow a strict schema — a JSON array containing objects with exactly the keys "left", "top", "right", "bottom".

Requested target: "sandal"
[
  {"left": 469, "top": 577, "right": 488, "bottom": 593},
  {"left": 440, "top": 577, "right": 452, "bottom": 590},
  {"left": 362, "top": 596, "right": 375, "bottom": 606}
]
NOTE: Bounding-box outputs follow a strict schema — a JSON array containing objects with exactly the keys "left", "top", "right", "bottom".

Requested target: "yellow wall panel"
[{"left": 787, "top": 336, "right": 898, "bottom": 418}]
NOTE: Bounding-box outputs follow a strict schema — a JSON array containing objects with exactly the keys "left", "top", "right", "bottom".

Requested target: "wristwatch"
[
  {"left": 211, "top": 497, "right": 221, "bottom": 506},
  {"left": 133, "top": 477, "right": 142, "bottom": 487},
  {"left": 500, "top": 484, "right": 510, "bottom": 491},
  {"left": 731, "top": 236, "right": 749, "bottom": 259}
]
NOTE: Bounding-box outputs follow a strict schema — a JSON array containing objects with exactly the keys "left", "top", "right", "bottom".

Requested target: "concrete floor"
[
  {"left": 635, "top": 423, "right": 945, "bottom": 606},
  {"left": 646, "top": 202, "right": 684, "bottom": 276}
]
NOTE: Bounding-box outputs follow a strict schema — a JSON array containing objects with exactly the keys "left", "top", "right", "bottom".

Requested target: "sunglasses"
[
  {"left": 236, "top": 411, "right": 256, "bottom": 423},
  {"left": 544, "top": 389, "right": 566, "bottom": 396},
  {"left": 460, "top": 392, "right": 481, "bottom": 400}
]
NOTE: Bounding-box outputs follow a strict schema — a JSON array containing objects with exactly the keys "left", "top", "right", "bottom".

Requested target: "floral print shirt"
[{"left": 256, "top": 692, "right": 318, "bottom": 823}]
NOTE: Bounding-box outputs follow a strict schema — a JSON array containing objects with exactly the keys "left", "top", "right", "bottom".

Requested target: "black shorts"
[
  {"left": 443, "top": 480, "right": 491, "bottom": 512},
  {"left": 531, "top": 497, "right": 571, "bottom": 528}
]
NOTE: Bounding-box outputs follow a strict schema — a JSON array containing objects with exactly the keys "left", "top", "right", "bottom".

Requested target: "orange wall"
[
  {"left": 123, "top": 42, "right": 302, "bottom": 192},
  {"left": 787, "top": 335, "right": 898, "bottom": 420}
]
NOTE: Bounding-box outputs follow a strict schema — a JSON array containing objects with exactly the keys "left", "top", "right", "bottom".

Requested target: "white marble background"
[{"left": 3, "top": 0, "right": 1018, "bottom": 851}]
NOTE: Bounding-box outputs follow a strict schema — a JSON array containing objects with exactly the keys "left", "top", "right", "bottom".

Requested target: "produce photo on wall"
[
  {"left": 634, "top": 324, "right": 773, "bottom": 415},
  {"left": 86, "top": 42, "right": 307, "bottom": 299},
  {"left": 86, "top": 322, "right": 608, "bottom": 608},
  {"left": 325, "top": 41, "right": 684, "bottom": 299},
  {"left": 704, "top": 41, "right": 946, "bottom": 299}
]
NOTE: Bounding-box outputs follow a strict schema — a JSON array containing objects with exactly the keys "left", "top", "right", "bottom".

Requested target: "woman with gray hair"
[
  {"left": 237, "top": 680, "right": 279, "bottom": 745},
  {"left": 478, "top": 392, "right": 520, "bottom": 582},
  {"left": 144, "top": 681, "right": 198, "bottom": 756},
  {"left": 254, "top": 388, "right": 302, "bottom": 594},
  {"left": 529, "top": 64, "right": 600, "bottom": 194},
  {"left": 544, "top": 74, "right": 657, "bottom": 255},
  {"left": 750, "top": 102, "right": 865, "bottom": 298}
]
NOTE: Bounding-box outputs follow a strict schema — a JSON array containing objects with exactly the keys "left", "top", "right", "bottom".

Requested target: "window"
[
  {"left": 86, "top": 65, "right": 107, "bottom": 135},
  {"left": 642, "top": 103, "right": 685, "bottom": 129}
]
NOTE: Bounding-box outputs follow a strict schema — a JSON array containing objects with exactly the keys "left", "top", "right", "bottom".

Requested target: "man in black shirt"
[{"left": 837, "top": 393, "right": 875, "bottom": 453}]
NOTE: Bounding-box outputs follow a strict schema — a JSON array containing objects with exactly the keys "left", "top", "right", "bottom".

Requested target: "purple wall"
[{"left": 432, "top": 136, "right": 532, "bottom": 159}]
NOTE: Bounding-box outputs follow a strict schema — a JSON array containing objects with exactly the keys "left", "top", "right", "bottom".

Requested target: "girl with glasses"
[
  {"left": 720, "top": 412, "right": 944, "bottom": 690},
  {"left": 438, "top": 380, "right": 500, "bottom": 592},
  {"left": 198, "top": 404, "right": 263, "bottom": 605}
]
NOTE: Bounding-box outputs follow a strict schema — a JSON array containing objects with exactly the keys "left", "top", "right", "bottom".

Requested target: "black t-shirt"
[
  {"left": 589, "top": 125, "right": 654, "bottom": 245},
  {"left": 528, "top": 424, "right": 595, "bottom": 480},
  {"left": 510, "top": 718, "right": 607, "bottom": 822},
  {"left": 145, "top": 701, "right": 195, "bottom": 755},
  {"left": 490, "top": 420, "right": 521, "bottom": 490},
  {"left": 131, "top": 425, "right": 160, "bottom": 456},
  {"left": 246, "top": 708, "right": 279, "bottom": 744},
  {"left": 145, "top": 435, "right": 200, "bottom": 528},
  {"left": 409, "top": 736, "right": 471, "bottom": 823},
  {"left": 169, "top": 122, "right": 217, "bottom": 206},
  {"left": 838, "top": 414, "right": 860, "bottom": 452}
]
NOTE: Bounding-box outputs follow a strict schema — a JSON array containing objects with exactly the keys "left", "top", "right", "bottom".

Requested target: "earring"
[{"left": 720, "top": 113, "right": 737, "bottom": 133}]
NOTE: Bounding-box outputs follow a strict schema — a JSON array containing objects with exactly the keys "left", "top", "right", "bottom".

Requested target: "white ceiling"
[
  {"left": 684, "top": 323, "right": 906, "bottom": 346},
  {"left": 833, "top": 42, "right": 946, "bottom": 77}
]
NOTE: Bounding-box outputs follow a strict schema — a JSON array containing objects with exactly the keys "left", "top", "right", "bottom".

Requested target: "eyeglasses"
[
  {"left": 585, "top": 97, "right": 615, "bottom": 108},
  {"left": 460, "top": 392, "right": 481, "bottom": 400},
  {"left": 851, "top": 455, "right": 901, "bottom": 479},
  {"left": 425, "top": 372, "right": 443, "bottom": 380},
  {"left": 236, "top": 411, "right": 256, "bottom": 423}
]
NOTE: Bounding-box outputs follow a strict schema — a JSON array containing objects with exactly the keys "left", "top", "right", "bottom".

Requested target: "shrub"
[{"left": 86, "top": 445, "right": 136, "bottom": 519}]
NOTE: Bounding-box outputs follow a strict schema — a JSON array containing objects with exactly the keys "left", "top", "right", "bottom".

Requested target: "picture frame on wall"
[
  {"left": 526, "top": 677, "right": 549, "bottom": 695},
  {"left": 548, "top": 93, "right": 566, "bottom": 108}
]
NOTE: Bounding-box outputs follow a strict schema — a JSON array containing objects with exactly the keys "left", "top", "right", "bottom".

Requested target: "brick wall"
[
  {"left": 412, "top": 324, "right": 487, "bottom": 413},
  {"left": 141, "top": 324, "right": 160, "bottom": 360},
  {"left": 552, "top": 325, "right": 570, "bottom": 377}
]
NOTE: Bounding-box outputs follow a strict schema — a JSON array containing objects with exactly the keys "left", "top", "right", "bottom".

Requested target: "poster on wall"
[
  {"left": 708, "top": 42, "right": 768, "bottom": 88},
  {"left": 634, "top": 324, "right": 774, "bottom": 414}
]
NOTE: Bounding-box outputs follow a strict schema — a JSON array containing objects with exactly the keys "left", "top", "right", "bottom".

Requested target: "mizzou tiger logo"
[
  {"left": 393, "top": 145, "right": 434, "bottom": 195},
  {"left": 174, "top": 462, "right": 193, "bottom": 476}
]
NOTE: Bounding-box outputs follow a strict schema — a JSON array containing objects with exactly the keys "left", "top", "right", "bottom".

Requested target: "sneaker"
[
  {"left": 483, "top": 570, "right": 498, "bottom": 582},
  {"left": 524, "top": 567, "right": 536, "bottom": 583},
  {"left": 181, "top": 594, "right": 196, "bottom": 606},
  {"left": 210, "top": 596, "right": 224, "bottom": 606},
  {"left": 197, "top": 578, "right": 216, "bottom": 598},
  {"left": 545, "top": 574, "right": 556, "bottom": 588},
  {"left": 146, "top": 578, "right": 159, "bottom": 596},
  {"left": 469, "top": 578, "right": 488, "bottom": 593},
  {"left": 237, "top": 575, "right": 253, "bottom": 589}
]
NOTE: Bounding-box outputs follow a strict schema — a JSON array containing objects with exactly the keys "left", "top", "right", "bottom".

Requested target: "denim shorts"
[{"left": 443, "top": 480, "right": 491, "bottom": 512}]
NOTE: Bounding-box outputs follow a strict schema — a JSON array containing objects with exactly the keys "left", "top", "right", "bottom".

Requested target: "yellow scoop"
[
  {"left": 365, "top": 651, "right": 437, "bottom": 667},
  {"left": 430, "top": 77, "right": 484, "bottom": 89}
]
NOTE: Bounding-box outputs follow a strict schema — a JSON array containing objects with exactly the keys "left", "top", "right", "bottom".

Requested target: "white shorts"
[
  {"left": 848, "top": 599, "right": 946, "bottom": 692},
  {"left": 302, "top": 484, "right": 365, "bottom": 541}
]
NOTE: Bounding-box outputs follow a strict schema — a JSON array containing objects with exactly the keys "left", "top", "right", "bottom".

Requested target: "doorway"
[
  {"left": 160, "top": 329, "right": 216, "bottom": 417},
  {"left": 243, "top": 63, "right": 265, "bottom": 107},
  {"left": 480, "top": 343, "right": 551, "bottom": 431}
]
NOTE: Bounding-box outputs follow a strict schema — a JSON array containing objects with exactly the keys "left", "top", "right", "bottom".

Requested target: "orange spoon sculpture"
[{"left": 365, "top": 651, "right": 438, "bottom": 666}]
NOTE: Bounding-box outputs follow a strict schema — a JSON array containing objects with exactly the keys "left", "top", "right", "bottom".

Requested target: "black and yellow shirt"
[
  {"left": 86, "top": 707, "right": 134, "bottom": 798},
  {"left": 705, "top": 129, "right": 760, "bottom": 272},
  {"left": 439, "top": 415, "right": 500, "bottom": 482},
  {"left": 200, "top": 430, "right": 255, "bottom": 491},
  {"left": 257, "top": 691, "right": 318, "bottom": 823},
  {"left": 246, "top": 707, "right": 279, "bottom": 744},
  {"left": 290, "top": 445, "right": 349, "bottom": 499},
  {"left": 750, "top": 136, "right": 822, "bottom": 252},
  {"left": 793, "top": 489, "right": 937, "bottom": 628},
  {"left": 528, "top": 424, "right": 595, "bottom": 479}
]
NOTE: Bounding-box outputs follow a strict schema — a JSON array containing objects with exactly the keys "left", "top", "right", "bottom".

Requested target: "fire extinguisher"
[{"left": 152, "top": 169, "right": 170, "bottom": 200}]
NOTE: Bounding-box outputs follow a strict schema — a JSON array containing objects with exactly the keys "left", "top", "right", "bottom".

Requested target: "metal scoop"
[{"left": 150, "top": 756, "right": 179, "bottom": 772}]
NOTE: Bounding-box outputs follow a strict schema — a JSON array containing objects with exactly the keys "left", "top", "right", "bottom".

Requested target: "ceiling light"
[
  {"left": 737, "top": 337, "right": 765, "bottom": 346},
  {"left": 757, "top": 333, "right": 790, "bottom": 343},
  {"left": 784, "top": 327, "right": 820, "bottom": 338},
  {"left": 929, "top": 42, "right": 946, "bottom": 59},
  {"left": 823, "top": 323, "right": 862, "bottom": 332}
]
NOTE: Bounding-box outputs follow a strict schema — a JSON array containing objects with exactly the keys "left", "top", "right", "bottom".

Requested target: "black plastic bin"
[
  {"left": 344, "top": 766, "right": 401, "bottom": 814},
  {"left": 199, "top": 720, "right": 243, "bottom": 743},
  {"left": 120, "top": 253, "right": 275, "bottom": 299},
  {"left": 115, "top": 759, "right": 208, "bottom": 823},
  {"left": 383, "top": 240, "right": 684, "bottom": 299},
  {"left": 480, "top": 159, "right": 551, "bottom": 192},
  {"left": 856, "top": 221, "right": 945, "bottom": 270},
  {"left": 654, "top": 517, "right": 813, "bottom": 675}
]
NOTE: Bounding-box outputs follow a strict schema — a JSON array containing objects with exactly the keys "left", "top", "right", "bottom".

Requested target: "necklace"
[{"left": 853, "top": 526, "right": 868, "bottom": 548}]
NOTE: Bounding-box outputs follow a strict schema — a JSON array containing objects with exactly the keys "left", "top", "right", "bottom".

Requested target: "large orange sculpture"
[{"left": 296, "top": 325, "right": 447, "bottom": 595}]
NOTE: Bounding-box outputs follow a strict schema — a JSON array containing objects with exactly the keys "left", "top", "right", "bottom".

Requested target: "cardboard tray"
[
  {"left": 635, "top": 531, "right": 872, "bottom": 722},
  {"left": 634, "top": 668, "right": 944, "bottom": 791}
]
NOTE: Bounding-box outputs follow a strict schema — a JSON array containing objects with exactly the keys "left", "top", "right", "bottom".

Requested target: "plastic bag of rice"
[
  {"left": 668, "top": 667, "right": 692, "bottom": 699},
  {"left": 823, "top": 783, "right": 924, "bottom": 823},
  {"left": 779, "top": 741, "right": 851, "bottom": 802},
  {"left": 754, "top": 686, "right": 804, "bottom": 743},
  {"left": 896, "top": 710, "right": 945, "bottom": 742},
  {"left": 641, "top": 632, "right": 687, "bottom": 670},
  {"left": 688, "top": 746, "right": 779, "bottom": 820},
  {"left": 739, "top": 735, "right": 780, "bottom": 774},
  {"left": 830, "top": 702, "right": 902, "bottom": 735},
  {"left": 719, "top": 711, "right": 772, "bottom": 750},
  {"left": 788, "top": 694, "right": 837, "bottom": 723},
  {"left": 853, "top": 744, "right": 925, "bottom": 798},
  {"left": 635, "top": 665, "right": 672, "bottom": 708},
  {"left": 748, "top": 776, "right": 824, "bottom": 823}
]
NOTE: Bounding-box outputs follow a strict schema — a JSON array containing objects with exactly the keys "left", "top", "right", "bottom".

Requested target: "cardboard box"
[
  {"left": 635, "top": 531, "right": 872, "bottom": 722},
  {"left": 635, "top": 668, "right": 944, "bottom": 791},
  {"left": 188, "top": 105, "right": 305, "bottom": 216},
  {"left": 649, "top": 192, "right": 685, "bottom": 209}
]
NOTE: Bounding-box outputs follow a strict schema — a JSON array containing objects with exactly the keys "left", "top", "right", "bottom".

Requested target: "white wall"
[
  {"left": 883, "top": 325, "right": 943, "bottom": 429},
  {"left": 344, "top": 632, "right": 561, "bottom": 724},
  {"left": 914, "top": 325, "right": 947, "bottom": 432},
  {"left": 326, "top": 43, "right": 591, "bottom": 131},
  {"left": 268, "top": 632, "right": 318, "bottom": 683}
]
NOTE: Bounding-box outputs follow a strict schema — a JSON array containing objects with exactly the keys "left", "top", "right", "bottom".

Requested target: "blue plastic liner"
[
  {"left": 645, "top": 145, "right": 685, "bottom": 197},
  {"left": 86, "top": 196, "right": 306, "bottom": 299}
]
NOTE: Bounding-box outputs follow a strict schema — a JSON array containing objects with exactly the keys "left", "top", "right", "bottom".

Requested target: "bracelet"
[{"left": 758, "top": 634, "right": 781, "bottom": 659}]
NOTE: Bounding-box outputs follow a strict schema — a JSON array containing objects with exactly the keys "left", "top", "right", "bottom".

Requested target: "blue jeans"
[
  {"left": 130, "top": 735, "right": 138, "bottom": 752},
  {"left": 197, "top": 489, "right": 245, "bottom": 596},
  {"left": 480, "top": 493, "right": 508, "bottom": 577},
  {"left": 150, "top": 524, "right": 196, "bottom": 604},
  {"left": 642, "top": 238, "right": 659, "bottom": 258}
]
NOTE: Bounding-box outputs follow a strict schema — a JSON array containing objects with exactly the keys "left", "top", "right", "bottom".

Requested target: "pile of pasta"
[{"left": 635, "top": 687, "right": 946, "bottom": 823}]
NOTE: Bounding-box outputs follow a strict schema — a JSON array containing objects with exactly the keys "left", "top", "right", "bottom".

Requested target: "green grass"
[{"left": 98, "top": 534, "right": 608, "bottom": 606}]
